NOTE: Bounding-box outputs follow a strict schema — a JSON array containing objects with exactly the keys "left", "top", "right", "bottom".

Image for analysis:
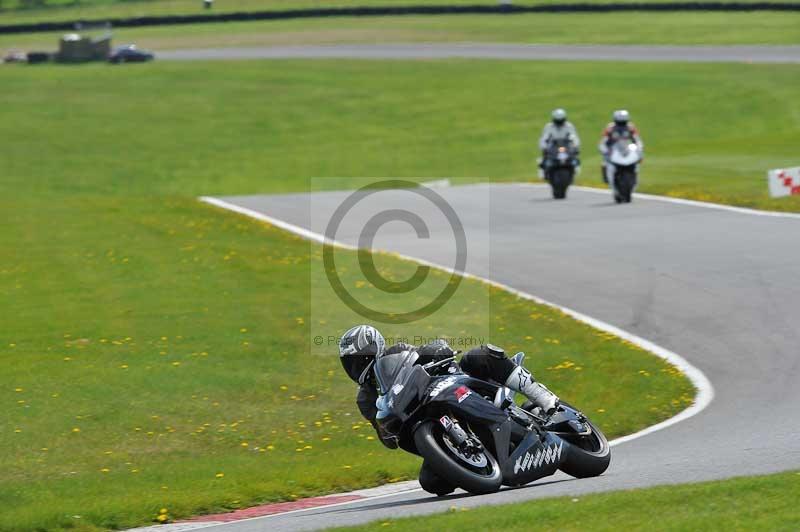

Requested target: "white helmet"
[
  {"left": 613, "top": 109, "right": 630, "bottom": 126},
  {"left": 551, "top": 108, "right": 567, "bottom": 124}
]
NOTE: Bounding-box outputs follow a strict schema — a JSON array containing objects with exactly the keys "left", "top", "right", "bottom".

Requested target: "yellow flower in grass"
[{"left": 215, "top": 472, "right": 224, "bottom": 478}]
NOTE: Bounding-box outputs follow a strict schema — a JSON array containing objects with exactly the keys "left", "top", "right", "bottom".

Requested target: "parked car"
[
  {"left": 108, "top": 45, "right": 154, "bottom": 64},
  {"left": 3, "top": 49, "right": 27, "bottom": 63}
]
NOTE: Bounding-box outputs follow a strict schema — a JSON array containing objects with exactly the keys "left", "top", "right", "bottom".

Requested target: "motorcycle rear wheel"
[
  {"left": 554, "top": 403, "right": 611, "bottom": 478},
  {"left": 413, "top": 420, "right": 502, "bottom": 495},
  {"left": 523, "top": 401, "right": 611, "bottom": 478}
]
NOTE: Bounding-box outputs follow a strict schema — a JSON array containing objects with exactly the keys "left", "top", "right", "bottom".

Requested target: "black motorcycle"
[
  {"left": 375, "top": 350, "right": 610, "bottom": 495},
  {"left": 543, "top": 139, "right": 580, "bottom": 200}
]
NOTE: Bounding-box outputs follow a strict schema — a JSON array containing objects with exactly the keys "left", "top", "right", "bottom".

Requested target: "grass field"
[
  {"left": 339, "top": 471, "right": 800, "bottom": 531},
  {"left": 2, "top": 11, "right": 800, "bottom": 52},
  {"left": 2, "top": 56, "right": 798, "bottom": 531},
  {"left": 2, "top": 59, "right": 798, "bottom": 210},
  {"left": 2, "top": 0, "right": 796, "bottom": 25},
  {"left": 0, "top": 60, "right": 707, "bottom": 532}
]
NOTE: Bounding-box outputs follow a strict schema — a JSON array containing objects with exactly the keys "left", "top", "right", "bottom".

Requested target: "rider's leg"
[
  {"left": 505, "top": 364, "right": 559, "bottom": 415},
  {"left": 460, "top": 345, "right": 559, "bottom": 414}
]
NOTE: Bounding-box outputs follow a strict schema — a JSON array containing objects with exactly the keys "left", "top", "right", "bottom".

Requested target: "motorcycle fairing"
[
  {"left": 424, "top": 376, "right": 509, "bottom": 426},
  {"left": 544, "top": 404, "right": 589, "bottom": 435},
  {"left": 503, "top": 431, "right": 567, "bottom": 486},
  {"left": 376, "top": 365, "right": 431, "bottom": 439}
]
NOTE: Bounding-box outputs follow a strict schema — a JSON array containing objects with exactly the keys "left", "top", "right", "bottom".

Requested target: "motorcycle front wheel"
[
  {"left": 616, "top": 169, "right": 636, "bottom": 203},
  {"left": 413, "top": 420, "right": 502, "bottom": 495},
  {"left": 550, "top": 167, "right": 573, "bottom": 200}
]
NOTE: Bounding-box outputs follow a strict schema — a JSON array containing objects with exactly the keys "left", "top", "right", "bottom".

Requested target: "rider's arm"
[
  {"left": 630, "top": 125, "right": 644, "bottom": 152},
  {"left": 539, "top": 124, "right": 551, "bottom": 150},
  {"left": 357, "top": 382, "right": 399, "bottom": 449},
  {"left": 356, "top": 382, "right": 379, "bottom": 422},
  {"left": 598, "top": 126, "right": 612, "bottom": 155},
  {"left": 568, "top": 123, "right": 581, "bottom": 149},
  {"left": 416, "top": 339, "right": 456, "bottom": 365}
]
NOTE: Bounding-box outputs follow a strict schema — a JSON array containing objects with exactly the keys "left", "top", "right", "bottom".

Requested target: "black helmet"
[{"left": 339, "top": 325, "right": 386, "bottom": 384}]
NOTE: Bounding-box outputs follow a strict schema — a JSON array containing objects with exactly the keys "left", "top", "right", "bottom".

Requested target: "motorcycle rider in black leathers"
[{"left": 338, "top": 325, "right": 559, "bottom": 493}]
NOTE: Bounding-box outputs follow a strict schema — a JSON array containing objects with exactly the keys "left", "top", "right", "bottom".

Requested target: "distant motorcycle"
[
  {"left": 543, "top": 139, "right": 580, "bottom": 200},
  {"left": 605, "top": 141, "right": 642, "bottom": 203},
  {"left": 375, "top": 350, "right": 610, "bottom": 496}
]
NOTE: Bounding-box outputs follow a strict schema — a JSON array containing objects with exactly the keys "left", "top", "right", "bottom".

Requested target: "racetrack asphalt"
[
  {"left": 199, "top": 184, "right": 800, "bottom": 531},
  {"left": 157, "top": 43, "right": 800, "bottom": 63}
]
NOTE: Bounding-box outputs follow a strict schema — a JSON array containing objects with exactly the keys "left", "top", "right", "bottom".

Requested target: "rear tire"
[
  {"left": 559, "top": 417, "right": 611, "bottom": 478},
  {"left": 413, "top": 420, "right": 502, "bottom": 495},
  {"left": 521, "top": 401, "right": 610, "bottom": 479}
]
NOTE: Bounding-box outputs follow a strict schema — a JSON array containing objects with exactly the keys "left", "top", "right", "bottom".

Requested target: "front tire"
[
  {"left": 617, "top": 169, "right": 636, "bottom": 203},
  {"left": 550, "top": 167, "right": 572, "bottom": 199},
  {"left": 413, "top": 420, "right": 502, "bottom": 495},
  {"left": 419, "top": 461, "right": 456, "bottom": 496}
]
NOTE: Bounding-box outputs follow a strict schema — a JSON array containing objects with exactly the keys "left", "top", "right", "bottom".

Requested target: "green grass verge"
[
  {"left": 5, "top": 195, "right": 695, "bottom": 532},
  {"left": 2, "top": 11, "right": 800, "bottom": 52},
  {"left": 2, "top": 60, "right": 798, "bottom": 210},
  {"left": 337, "top": 471, "right": 800, "bottom": 531},
  {"left": 2, "top": 0, "right": 796, "bottom": 25},
  {"left": 0, "top": 59, "right": 702, "bottom": 531}
]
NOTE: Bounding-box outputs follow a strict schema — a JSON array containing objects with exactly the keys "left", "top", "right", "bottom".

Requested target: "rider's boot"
[{"left": 505, "top": 365, "right": 559, "bottom": 415}]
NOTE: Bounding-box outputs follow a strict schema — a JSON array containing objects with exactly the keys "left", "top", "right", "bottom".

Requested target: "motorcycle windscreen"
[
  {"left": 375, "top": 364, "right": 430, "bottom": 434},
  {"left": 374, "top": 350, "right": 420, "bottom": 395}
]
